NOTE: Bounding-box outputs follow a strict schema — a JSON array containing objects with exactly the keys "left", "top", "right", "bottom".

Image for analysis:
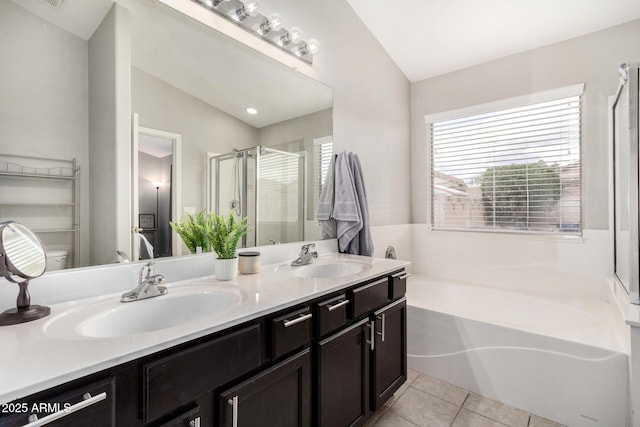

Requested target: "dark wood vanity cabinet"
[
  {"left": 316, "top": 320, "right": 370, "bottom": 427},
  {"left": 371, "top": 298, "right": 407, "bottom": 410},
  {"left": 218, "top": 349, "right": 311, "bottom": 427},
  {"left": 0, "top": 268, "right": 408, "bottom": 427}
]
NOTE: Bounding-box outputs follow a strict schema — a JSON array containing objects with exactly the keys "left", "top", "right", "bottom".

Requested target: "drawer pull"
[
  {"left": 376, "top": 314, "right": 386, "bottom": 342},
  {"left": 228, "top": 396, "right": 239, "bottom": 427},
  {"left": 392, "top": 272, "right": 411, "bottom": 280},
  {"left": 283, "top": 313, "right": 312, "bottom": 328},
  {"left": 23, "top": 392, "right": 107, "bottom": 426},
  {"left": 326, "top": 299, "right": 349, "bottom": 312}
]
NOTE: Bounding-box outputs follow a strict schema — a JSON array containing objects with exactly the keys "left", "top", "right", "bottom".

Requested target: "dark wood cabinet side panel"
[{"left": 144, "top": 323, "right": 261, "bottom": 423}]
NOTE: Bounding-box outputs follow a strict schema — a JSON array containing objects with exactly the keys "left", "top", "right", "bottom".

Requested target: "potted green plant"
[
  {"left": 169, "top": 211, "right": 215, "bottom": 254},
  {"left": 210, "top": 212, "right": 248, "bottom": 281}
]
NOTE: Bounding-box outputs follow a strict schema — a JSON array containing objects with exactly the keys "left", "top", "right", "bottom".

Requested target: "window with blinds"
[
  {"left": 259, "top": 151, "right": 302, "bottom": 223},
  {"left": 313, "top": 137, "right": 333, "bottom": 207},
  {"left": 429, "top": 86, "right": 582, "bottom": 234}
]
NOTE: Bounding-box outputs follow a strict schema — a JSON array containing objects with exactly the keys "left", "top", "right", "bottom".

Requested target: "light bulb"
[
  {"left": 246, "top": 107, "right": 258, "bottom": 115},
  {"left": 279, "top": 26, "right": 303, "bottom": 46},
  {"left": 300, "top": 38, "right": 320, "bottom": 55},
  {"left": 235, "top": 1, "right": 259, "bottom": 21},
  {"left": 259, "top": 13, "right": 283, "bottom": 34},
  {"left": 152, "top": 181, "right": 164, "bottom": 189}
]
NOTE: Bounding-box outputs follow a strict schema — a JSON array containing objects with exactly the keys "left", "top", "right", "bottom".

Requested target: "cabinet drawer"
[
  {"left": 143, "top": 324, "right": 261, "bottom": 423},
  {"left": 389, "top": 270, "right": 408, "bottom": 300},
  {"left": 349, "top": 278, "right": 390, "bottom": 319},
  {"left": 316, "top": 294, "right": 348, "bottom": 338},
  {"left": 271, "top": 306, "right": 312, "bottom": 360},
  {"left": 0, "top": 377, "right": 115, "bottom": 427}
]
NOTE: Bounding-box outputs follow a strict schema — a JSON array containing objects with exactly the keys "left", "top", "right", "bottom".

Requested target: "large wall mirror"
[{"left": 0, "top": 0, "right": 333, "bottom": 270}]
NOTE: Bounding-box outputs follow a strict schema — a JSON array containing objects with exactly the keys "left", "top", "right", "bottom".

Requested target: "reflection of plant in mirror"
[
  {"left": 169, "top": 211, "right": 216, "bottom": 254},
  {"left": 211, "top": 212, "right": 248, "bottom": 259}
]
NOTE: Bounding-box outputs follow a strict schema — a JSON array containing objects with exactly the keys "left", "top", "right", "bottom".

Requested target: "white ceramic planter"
[{"left": 214, "top": 257, "right": 238, "bottom": 281}]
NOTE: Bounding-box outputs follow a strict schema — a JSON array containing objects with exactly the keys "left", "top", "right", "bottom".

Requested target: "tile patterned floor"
[{"left": 365, "top": 370, "right": 565, "bottom": 427}]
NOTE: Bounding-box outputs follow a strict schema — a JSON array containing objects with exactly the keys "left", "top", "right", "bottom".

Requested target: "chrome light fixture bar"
[{"left": 193, "top": 0, "right": 320, "bottom": 64}]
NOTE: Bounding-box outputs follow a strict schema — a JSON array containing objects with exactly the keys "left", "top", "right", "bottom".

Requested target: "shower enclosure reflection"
[{"left": 208, "top": 147, "right": 305, "bottom": 246}]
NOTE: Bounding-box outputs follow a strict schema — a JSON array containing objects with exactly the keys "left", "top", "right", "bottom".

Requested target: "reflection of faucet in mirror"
[
  {"left": 0, "top": 221, "right": 50, "bottom": 325},
  {"left": 121, "top": 261, "right": 167, "bottom": 303},
  {"left": 116, "top": 250, "right": 130, "bottom": 263},
  {"left": 291, "top": 243, "right": 318, "bottom": 266}
]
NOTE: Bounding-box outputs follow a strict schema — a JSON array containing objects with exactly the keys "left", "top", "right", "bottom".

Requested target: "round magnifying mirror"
[
  {"left": 2, "top": 222, "right": 46, "bottom": 278},
  {"left": 0, "top": 221, "right": 49, "bottom": 325}
]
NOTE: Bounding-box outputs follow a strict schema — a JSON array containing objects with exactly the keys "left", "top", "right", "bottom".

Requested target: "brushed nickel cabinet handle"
[
  {"left": 326, "top": 299, "right": 349, "bottom": 311},
  {"left": 24, "top": 392, "right": 106, "bottom": 426},
  {"left": 283, "top": 313, "right": 312, "bottom": 327},
  {"left": 228, "top": 396, "right": 239, "bottom": 427},
  {"left": 376, "top": 314, "right": 386, "bottom": 342}
]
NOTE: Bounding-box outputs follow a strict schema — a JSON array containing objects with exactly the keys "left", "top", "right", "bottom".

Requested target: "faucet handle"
[
  {"left": 140, "top": 260, "right": 155, "bottom": 281},
  {"left": 300, "top": 243, "right": 316, "bottom": 255}
]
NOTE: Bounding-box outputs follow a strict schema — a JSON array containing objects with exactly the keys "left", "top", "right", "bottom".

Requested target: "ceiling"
[{"left": 346, "top": 0, "right": 640, "bottom": 82}]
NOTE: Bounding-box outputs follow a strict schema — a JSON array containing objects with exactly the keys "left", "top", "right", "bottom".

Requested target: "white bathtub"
[{"left": 406, "top": 276, "right": 629, "bottom": 427}]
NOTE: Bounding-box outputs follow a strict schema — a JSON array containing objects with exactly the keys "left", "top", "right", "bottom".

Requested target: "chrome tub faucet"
[{"left": 121, "top": 260, "right": 167, "bottom": 302}]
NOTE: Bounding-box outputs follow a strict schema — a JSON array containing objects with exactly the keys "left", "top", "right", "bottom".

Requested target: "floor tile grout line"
[{"left": 448, "top": 392, "right": 470, "bottom": 427}]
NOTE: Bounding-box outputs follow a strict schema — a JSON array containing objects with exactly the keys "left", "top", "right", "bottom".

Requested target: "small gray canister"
[{"left": 238, "top": 251, "right": 261, "bottom": 274}]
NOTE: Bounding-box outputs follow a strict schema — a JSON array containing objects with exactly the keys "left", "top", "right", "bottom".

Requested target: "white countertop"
[{"left": 0, "top": 253, "right": 409, "bottom": 404}]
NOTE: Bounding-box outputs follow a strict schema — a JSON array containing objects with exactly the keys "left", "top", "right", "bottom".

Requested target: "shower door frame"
[
  {"left": 612, "top": 63, "right": 640, "bottom": 304},
  {"left": 207, "top": 146, "right": 305, "bottom": 247}
]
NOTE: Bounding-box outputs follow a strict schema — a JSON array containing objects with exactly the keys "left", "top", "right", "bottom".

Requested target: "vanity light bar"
[{"left": 193, "top": 0, "right": 319, "bottom": 64}]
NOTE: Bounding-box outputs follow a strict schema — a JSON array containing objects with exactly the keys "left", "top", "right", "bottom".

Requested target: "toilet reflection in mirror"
[{"left": 0, "top": 221, "right": 50, "bottom": 325}]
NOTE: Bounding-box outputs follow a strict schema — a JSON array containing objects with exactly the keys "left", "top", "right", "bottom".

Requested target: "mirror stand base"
[{"left": 0, "top": 305, "right": 50, "bottom": 326}]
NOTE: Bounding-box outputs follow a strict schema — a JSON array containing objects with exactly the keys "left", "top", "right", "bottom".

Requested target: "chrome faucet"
[
  {"left": 121, "top": 261, "right": 167, "bottom": 302},
  {"left": 291, "top": 243, "right": 318, "bottom": 266}
]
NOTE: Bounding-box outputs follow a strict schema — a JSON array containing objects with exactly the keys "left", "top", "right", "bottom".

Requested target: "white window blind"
[
  {"left": 259, "top": 152, "right": 301, "bottom": 222},
  {"left": 313, "top": 137, "right": 333, "bottom": 206},
  {"left": 429, "top": 88, "right": 582, "bottom": 234}
]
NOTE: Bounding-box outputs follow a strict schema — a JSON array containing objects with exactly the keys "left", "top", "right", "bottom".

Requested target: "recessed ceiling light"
[{"left": 246, "top": 107, "right": 258, "bottom": 115}]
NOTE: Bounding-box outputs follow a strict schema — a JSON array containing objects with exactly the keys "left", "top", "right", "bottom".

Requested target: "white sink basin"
[
  {"left": 291, "top": 260, "right": 371, "bottom": 279},
  {"left": 44, "top": 285, "right": 245, "bottom": 339}
]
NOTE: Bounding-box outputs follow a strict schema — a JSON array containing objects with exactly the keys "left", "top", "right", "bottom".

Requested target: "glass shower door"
[{"left": 256, "top": 148, "right": 304, "bottom": 245}]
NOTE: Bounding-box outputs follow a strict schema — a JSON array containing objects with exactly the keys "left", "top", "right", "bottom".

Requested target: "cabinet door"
[
  {"left": 372, "top": 298, "right": 407, "bottom": 410},
  {"left": 316, "top": 319, "right": 370, "bottom": 427},
  {"left": 219, "top": 349, "right": 311, "bottom": 427}
]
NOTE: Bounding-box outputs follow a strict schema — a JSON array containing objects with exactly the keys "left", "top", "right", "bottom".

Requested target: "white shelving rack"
[{"left": 0, "top": 154, "right": 80, "bottom": 268}]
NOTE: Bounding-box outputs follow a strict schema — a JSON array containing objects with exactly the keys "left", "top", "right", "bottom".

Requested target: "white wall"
[
  {"left": 88, "top": 3, "right": 131, "bottom": 266},
  {"left": 0, "top": 1, "right": 90, "bottom": 266}
]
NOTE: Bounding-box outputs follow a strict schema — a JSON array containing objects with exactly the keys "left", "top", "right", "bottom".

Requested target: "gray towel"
[
  {"left": 345, "top": 153, "right": 373, "bottom": 256},
  {"left": 333, "top": 152, "right": 362, "bottom": 251},
  {"left": 317, "top": 151, "right": 374, "bottom": 256},
  {"left": 317, "top": 152, "right": 336, "bottom": 239}
]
